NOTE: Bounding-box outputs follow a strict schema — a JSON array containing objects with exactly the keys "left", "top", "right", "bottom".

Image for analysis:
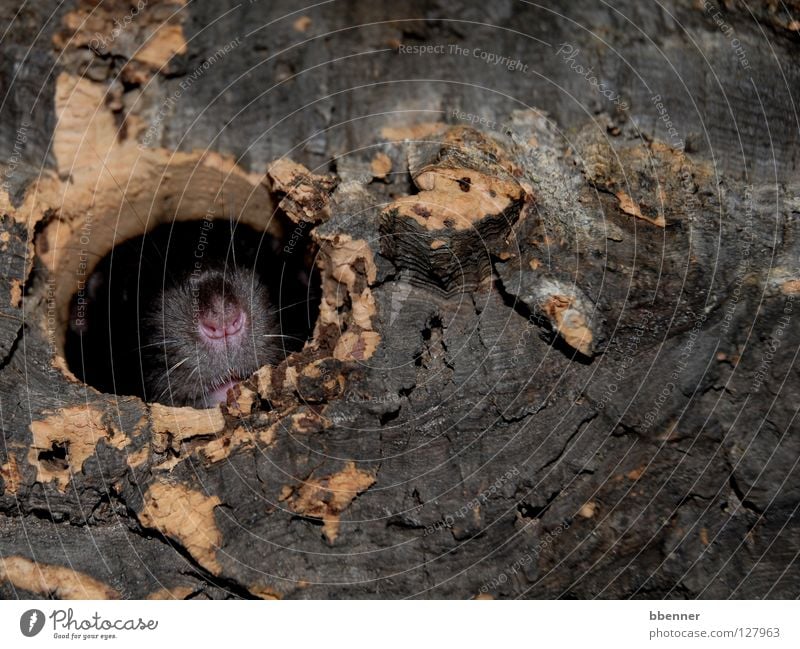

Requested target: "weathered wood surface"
[{"left": 0, "top": 0, "right": 798, "bottom": 599}]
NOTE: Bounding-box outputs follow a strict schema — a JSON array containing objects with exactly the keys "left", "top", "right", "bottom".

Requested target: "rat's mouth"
[
  {"left": 203, "top": 348, "right": 266, "bottom": 405},
  {"left": 206, "top": 377, "right": 241, "bottom": 405}
]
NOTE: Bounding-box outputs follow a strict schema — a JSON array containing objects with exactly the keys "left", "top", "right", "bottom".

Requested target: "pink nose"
[{"left": 199, "top": 309, "right": 244, "bottom": 341}]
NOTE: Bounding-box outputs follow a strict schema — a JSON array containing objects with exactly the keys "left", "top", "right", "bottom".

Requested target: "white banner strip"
[{"left": 2, "top": 600, "right": 797, "bottom": 648}]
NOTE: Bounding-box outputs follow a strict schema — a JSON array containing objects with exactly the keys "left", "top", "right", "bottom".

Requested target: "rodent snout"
[
  {"left": 199, "top": 305, "right": 246, "bottom": 342},
  {"left": 194, "top": 272, "right": 250, "bottom": 344}
]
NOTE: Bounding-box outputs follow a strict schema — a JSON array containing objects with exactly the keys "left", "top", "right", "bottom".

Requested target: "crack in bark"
[{"left": 538, "top": 412, "right": 598, "bottom": 473}]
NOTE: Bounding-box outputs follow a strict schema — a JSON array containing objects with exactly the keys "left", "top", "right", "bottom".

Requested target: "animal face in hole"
[{"left": 141, "top": 266, "right": 281, "bottom": 408}]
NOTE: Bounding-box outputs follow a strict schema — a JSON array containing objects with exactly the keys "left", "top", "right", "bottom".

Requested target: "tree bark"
[{"left": 0, "top": 0, "right": 798, "bottom": 599}]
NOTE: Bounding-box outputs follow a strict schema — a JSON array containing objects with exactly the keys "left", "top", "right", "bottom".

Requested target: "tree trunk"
[{"left": 1, "top": 0, "right": 798, "bottom": 599}]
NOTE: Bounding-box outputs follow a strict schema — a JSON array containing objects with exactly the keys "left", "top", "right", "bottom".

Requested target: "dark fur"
[{"left": 140, "top": 265, "right": 280, "bottom": 408}]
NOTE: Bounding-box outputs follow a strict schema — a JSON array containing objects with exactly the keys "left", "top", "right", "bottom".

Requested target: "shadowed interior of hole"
[{"left": 63, "top": 219, "right": 320, "bottom": 404}]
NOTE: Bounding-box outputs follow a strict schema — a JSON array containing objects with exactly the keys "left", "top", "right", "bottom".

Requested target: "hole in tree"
[
  {"left": 38, "top": 442, "right": 69, "bottom": 472},
  {"left": 64, "top": 219, "right": 320, "bottom": 408}
]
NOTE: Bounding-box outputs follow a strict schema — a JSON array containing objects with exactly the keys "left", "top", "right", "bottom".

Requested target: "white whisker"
[
  {"left": 165, "top": 355, "right": 190, "bottom": 376},
  {"left": 266, "top": 298, "right": 316, "bottom": 315},
  {"left": 261, "top": 334, "right": 307, "bottom": 343}
]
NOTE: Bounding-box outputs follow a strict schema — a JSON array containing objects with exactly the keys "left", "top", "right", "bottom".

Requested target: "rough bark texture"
[{"left": 1, "top": 0, "right": 798, "bottom": 599}]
